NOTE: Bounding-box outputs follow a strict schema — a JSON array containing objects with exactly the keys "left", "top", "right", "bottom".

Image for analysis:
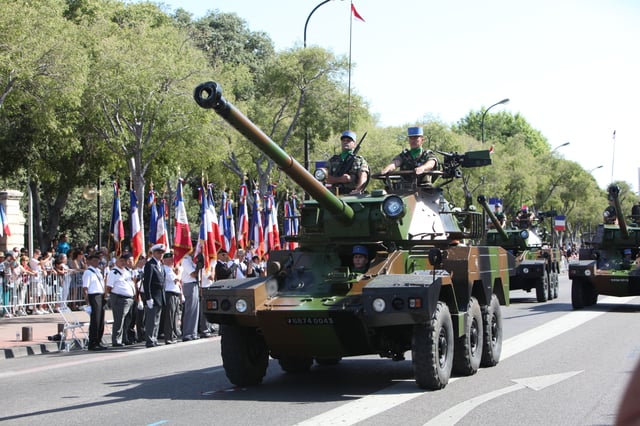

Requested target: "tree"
[{"left": 78, "top": 1, "right": 220, "bottom": 247}]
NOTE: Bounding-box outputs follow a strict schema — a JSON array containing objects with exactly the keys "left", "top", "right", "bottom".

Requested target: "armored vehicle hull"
[
  {"left": 479, "top": 196, "right": 561, "bottom": 302},
  {"left": 194, "top": 81, "right": 512, "bottom": 390},
  {"left": 569, "top": 186, "right": 640, "bottom": 309}
]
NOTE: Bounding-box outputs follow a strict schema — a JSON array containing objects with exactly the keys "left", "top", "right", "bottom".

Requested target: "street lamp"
[
  {"left": 551, "top": 142, "right": 570, "bottom": 153},
  {"left": 588, "top": 165, "right": 603, "bottom": 173},
  {"left": 302, "top": 0, "right": 334, "bottom": 172},
  {"left": 481, "top": 98, "right": 510, "bottom": 144}
]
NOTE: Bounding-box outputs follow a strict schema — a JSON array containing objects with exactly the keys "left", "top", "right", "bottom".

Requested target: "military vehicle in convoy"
[
  {"left": 569, "top": 185, "right": 640, "bottom": 309},
  {"left": 193, "top": 81, "right": 513, "bottom": 390},
  {"left": 478, "top": 197, "right": 562, "bottom": 302}
]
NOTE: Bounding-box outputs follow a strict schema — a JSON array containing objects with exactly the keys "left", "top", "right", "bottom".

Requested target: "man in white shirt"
[
  {"left": 162, "top": 252, "right": 182, "bottom": 344},
  {"left": 83, "top": 253, "right": 107, "bottom": 351},
  {"left": 180, "top": 253, "right": 200, "bottom": 341},
  {"left": 106, "top": 253, "right": 136, "bottom": 347}
]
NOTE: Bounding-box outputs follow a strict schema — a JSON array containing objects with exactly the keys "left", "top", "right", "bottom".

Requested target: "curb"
[{"left": 2, "top": 342, "right": 61, "bottom": 359}]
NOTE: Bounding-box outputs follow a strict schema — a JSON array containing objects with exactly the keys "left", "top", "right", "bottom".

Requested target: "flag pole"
[
  {"left": 610, "top": 130, "right": 616, "bottom": 184},
  {"left": 347, "top": 1, "right": 354, "bottom": 129}
]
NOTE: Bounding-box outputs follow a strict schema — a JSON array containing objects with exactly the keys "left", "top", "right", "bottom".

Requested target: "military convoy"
[
  {"left": 569, "top": 185, "right": 640, "bottom": 309},
  {"left": 478, "top": 197, "right": 562, "bottom": 302},
  {"left": 193, "top": 81, "right": 513, "bottom": 390}
]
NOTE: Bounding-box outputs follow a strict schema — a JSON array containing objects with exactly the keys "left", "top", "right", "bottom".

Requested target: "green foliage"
[{"left": 0, "top": 0, "right": 635, "bottom": 252}]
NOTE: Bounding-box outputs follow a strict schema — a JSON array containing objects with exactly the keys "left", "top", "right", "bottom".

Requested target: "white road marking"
[
  {"left": 295, "top": 296, "right": 636, "bottom": 426},
  {"left": 423, "top": 371, "right": 583, "bottom": 426}
]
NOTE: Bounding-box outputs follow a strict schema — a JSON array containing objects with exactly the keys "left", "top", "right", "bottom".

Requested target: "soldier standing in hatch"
[
  {"left": 381, "top": 126, "right": 437, "bottom": 176},
  {"left": 325, "top": 130, "right": 369, "bottom": 195}
]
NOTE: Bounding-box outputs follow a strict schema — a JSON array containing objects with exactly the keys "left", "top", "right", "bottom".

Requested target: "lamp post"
[
  {"left": 551, "top": 142, "right": 570, "bottom": 153},
  {"left": 481, "top": 98, "right": 510, "bottom": 144},
  {"left": 301, "top": 0, "right": 334, "bottom": 172},
  {"left": 588, "top": 165, "right": 603, "bottom": 173}
]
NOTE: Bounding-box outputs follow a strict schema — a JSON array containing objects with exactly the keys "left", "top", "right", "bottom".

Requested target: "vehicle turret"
[
  {"left": 609, "top": 184, "right": 629, "bottom": 239},
  {"left": 477, "top": 195, "right": 509, "bottom": 242}
]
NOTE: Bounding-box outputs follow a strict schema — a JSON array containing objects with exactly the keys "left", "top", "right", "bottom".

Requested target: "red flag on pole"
[{"left": 351, "top": 3, "right": 365, "bottom": 22}]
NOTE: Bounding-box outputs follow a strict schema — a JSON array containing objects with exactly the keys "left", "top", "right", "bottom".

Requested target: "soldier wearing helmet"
[
  {"left": 351, "top": 245, "right": 369, "bottom": 273},
  {"left": 381, "top": 126, "right": 437, "bottom": 176},
  {"left": 324, "top": 130, "right": 369, "bottom": 195}
]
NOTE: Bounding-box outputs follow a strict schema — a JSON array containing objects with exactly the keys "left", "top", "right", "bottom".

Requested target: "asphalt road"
[{"left": 1, "top": 274, "right": 639, "bottom": 426}]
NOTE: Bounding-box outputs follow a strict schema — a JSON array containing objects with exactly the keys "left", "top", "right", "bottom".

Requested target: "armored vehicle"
[
  {"left": 569, "top": 185, "right": 640, "bottom": 309},
  {"left": 194, "top": 81, "right": 512, "bottom": 390},
  {"left": 478, "top": 197, "right": 562, "bottom": 302}
]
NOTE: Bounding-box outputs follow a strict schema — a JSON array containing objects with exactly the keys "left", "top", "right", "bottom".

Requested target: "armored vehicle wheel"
[
  {"left": 453, "top": 297, "right": 483, "bottom": 376},
  {"left": 412, "top": 301, "right": 454, "bottom": 390},
  {"left": 571, "top": 278, "right": 597, "bottom": 309},
  {"left": 536, "top": 273, "right": 549, "bottom": 302},
  {"left": 546, "top": 272, "right": 554, "bottom": 301},
  {"left": 220, "top": 325, "right": 269, "bottom": 386},
  {"left": 278, "top": 356, "right": 314, "bottom": 373},
  {"left": 315, "top": 357, "right": 342, "bottom": 366},
  {"left": 552, "top": 271, "right": 559, "bottom": 299},
  {"left": 480, "top": 294, "right": 502, "bottom": 367}
]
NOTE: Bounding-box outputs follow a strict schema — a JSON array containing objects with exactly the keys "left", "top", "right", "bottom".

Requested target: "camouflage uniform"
[
  {"left": 327, "top": 152, "right": 369, "bottom": 193},
  {"left": 393, "top": 148, "right": 438, "bottom": 171}
]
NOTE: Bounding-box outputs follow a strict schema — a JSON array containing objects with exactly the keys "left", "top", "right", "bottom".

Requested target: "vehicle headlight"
[
  {"left": 520, "top": 230, "right": 529, "bottom": 239},
  {"left": 382, "top": 196, "right": 405, "bottom": 219},
  {"left": 372, "top": 298, "right": 386, "bottom": 312},
  {"left": 235, "top": 299, "right": 248, "bottom": 313},
  {"left": 314, "top": 168, "right": 327, "bottom": 181},
  {"left": 522, "top": 267, "right": 529, "bottom": 274},
  {"left": 584, "top": 270, "right": 592, "bottom": 276}
]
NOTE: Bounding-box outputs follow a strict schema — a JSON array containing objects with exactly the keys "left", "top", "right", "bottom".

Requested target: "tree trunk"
[{"left": 29, "top": 179, "right": 45, "bottom": 251}]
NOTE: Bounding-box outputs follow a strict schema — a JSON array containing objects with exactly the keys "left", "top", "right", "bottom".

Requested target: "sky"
[{"left": 152, "top": 0, "right": 639, "bottom": 193}]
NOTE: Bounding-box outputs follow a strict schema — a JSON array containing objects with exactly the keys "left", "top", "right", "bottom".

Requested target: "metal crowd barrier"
[{"left": 0, "top": 270, "right": 86, "bottom": 318}]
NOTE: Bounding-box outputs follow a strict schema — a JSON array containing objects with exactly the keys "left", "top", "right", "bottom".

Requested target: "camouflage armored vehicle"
[
  {"left": 478, "top": 196, "right": 562, "bottom": 302},
  {"left": 569, "top": 185, "right": 640, "bottom": 309},
  {"left": 193, "top": 81, "right": 512, "bottom": 390}
]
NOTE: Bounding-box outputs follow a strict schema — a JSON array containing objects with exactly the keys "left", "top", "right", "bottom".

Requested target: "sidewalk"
[{"left": 0, "top": 309, "right": 113, "bottom": 360}]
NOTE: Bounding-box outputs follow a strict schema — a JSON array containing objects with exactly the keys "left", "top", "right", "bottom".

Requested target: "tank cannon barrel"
[
  {"left": 477, "top": 195, "right": 509, "bottom": 241},
  {"left": 608, "top": 185, "right": 629, "bottom": 239},
  {"left": 194, "top": 81, "right": 354, "bottom": 223}
]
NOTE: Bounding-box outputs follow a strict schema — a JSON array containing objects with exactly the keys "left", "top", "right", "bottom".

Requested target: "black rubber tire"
[
  {"left": 278, "top": 356, "right": 314, "bottom": 373},
  {"left": 412, "top": 301, "right": 454, "bottom": 390},
  {"left": 315, "top": 357, "right": 342, "bottom": 366},
  {"left": 453, "top": 297, "right": 483, "bottom": 376},
  {"left": 220, "top": 324, "right": 269, "bottom": 386},
  {"left": 571, "top": 278, "right": 592, "bottom": 309},
  {"left": 551, "top": 270, "right": 559, "bottom": 299},
  {"left": 480, "top": 294, "right": 503, "bottom": 367},
  {"left": 536, "top": 273, "right": 549, "bottom": 302},
  {"left": 546, "top": 271, "right": 554, "bottom": 301}
]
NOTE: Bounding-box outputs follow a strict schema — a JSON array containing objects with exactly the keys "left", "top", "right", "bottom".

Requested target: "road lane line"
[{"left": 295, "top": 296, "right": 636, "bottom": 426}]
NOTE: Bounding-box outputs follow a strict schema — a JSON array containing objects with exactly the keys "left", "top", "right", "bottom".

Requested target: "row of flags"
[{"left": 108, "top": 180, "right": 300, "bottom": 267}]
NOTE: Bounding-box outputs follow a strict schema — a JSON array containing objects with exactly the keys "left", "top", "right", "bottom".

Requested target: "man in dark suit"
[{"left": 143, "top": 244, "right": 166, "bottom": 347}]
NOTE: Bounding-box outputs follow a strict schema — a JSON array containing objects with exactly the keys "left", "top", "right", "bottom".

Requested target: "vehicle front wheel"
[
  {"left": 536, "top": 273, "right": 549, "bottom": 302},
  {"left": 221, "top": 325, "right": 269, "bottom": 386},
  {"left": 412, "top": 301, "right": 454, "bottom": 390}
]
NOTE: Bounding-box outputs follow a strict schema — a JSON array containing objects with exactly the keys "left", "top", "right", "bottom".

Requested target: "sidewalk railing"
[{"left": 1, "top": 271, "right": 85, "bottom": 318}]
